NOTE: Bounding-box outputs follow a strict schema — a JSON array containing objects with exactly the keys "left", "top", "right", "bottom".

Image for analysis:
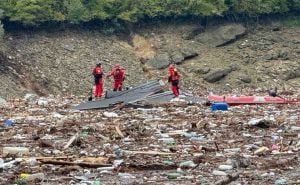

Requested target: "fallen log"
[{"left": 40, "top": 160, "right": 111, "bottom": 168}]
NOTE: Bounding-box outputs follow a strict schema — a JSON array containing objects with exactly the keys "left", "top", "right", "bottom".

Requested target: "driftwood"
[
  {"left": 124, "top": 150, "right": 176, "bottom": 155},
  {"left": 40, "top": 160, "right": 111, "bottom": 168},
  {"left": 115, "top": 125, "right": 125, "bottom": 138},
  {"left": 24, "top": 156, "right": 75, "bottom": 160},
  {"left": 63, "top": 133, "right": 79, "bottom": 150},
  {"left": 40, "top": 157, "right": 110, "bottom": 168},
  {"left": 97, "top": 133, "right": 110, "bottom": 141}
]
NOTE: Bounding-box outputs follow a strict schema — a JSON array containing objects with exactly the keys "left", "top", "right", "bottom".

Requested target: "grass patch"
[{"left": 283, "top": 16, "right": 300, "bottom": 27}]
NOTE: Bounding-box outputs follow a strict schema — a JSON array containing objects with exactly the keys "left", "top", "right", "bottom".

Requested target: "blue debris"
[
  {"left": 211, "top": 102, "right": 229, "bottom": 111},
  {"left": 4, "top": 119, "right": 14, "bottom": 127}
]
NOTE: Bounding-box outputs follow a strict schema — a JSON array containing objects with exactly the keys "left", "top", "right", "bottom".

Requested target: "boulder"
[
  {"left": 182, "top": 26, "right": 204, "bottom": 40},
  {"left": 239, "top": 75, "right": 252, "bottom": 83},
  {"left": 196, "top": 23, "right": 246, "bottom": 47},
  {"left": 170, "top": 49, "right": 198, "bottom": 65},
  {"left": 283, "top": 67, "right": 300, "bottom": 80},
  {"left": 147, "top": 53, "right": 170, "bottom": 69},
  {"left": 196, "top": 67, "right": 210, "bottom": 75},
  {"left": 181, "top": 48, "right": 198, "bottom": 60},
  {"left": 204, "top": 68, "right": 232, "bottom": 83},
  {"left": 169, "top": 51, "right": 184, "bottom": 64},
  {"left": 147, "top": 48, "right": 198, "bottom": 69}
]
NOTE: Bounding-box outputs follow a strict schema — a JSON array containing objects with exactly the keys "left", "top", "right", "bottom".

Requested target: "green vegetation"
[
  {"left": 284, "top": 15, "right": 300, "bottom": 27},
  {"left": 0, "top": 9, "right": 4, "bottom": 38},
  {"left": 0, "top": 0, "right": 299, "bottom": 28}
]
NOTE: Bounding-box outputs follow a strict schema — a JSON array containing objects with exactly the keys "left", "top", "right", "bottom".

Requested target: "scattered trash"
[
  {"left": 103, "top": 111, "right": 118, "bottom": 118},
  {"left": 2, "top": 147, "right": 29, "bottom": 156},
  {"left": 212, "top": 170, "right": 227, "bottom": 176},
  {"left": 275, "top": 178, "right": 288, "bottom": 185},
  {"left": 211, "top": 102, "right": 229, "bottom": 111},
  {"left": 3, "top": 119, "right": 14, "bottom": 127},
  {"left": 19, "top": 173, "right": 45, "bottom": 182},
  {"left": 218, "top": 164, "right": 233, "bottom": 171},
  {"left": 166, "top": 172, "right": 182, "bottom": 179},
  {"left": 254, "top": 146, "right": 270, "bottom": 155},
  {"left": 179, "top": 160, "right": 197, "bottom": 168},
  {"left": 247, "top": 118, "right": 272, "bottom": 128},
  {"left": 0, "top": 91, "right": 299, "bottom": 184}
]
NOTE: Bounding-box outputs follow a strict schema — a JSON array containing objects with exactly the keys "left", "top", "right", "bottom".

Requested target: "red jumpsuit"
[
  {"left": 168, "top": 69, "right": 180, "bottom": 97},
  {"left": 107, "top": 68, "right": 125, "bottom": 91},
  {"left": 93, "top": 67, "right": 103, "bottom": 97}
]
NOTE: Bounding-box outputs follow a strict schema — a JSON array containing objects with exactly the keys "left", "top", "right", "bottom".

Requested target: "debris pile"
[
  {"left": 74, "top": 80, "right": 205, "bottom": 110},
  {"left": 0, "top": 92, "right": 299, "bottom": 184}
]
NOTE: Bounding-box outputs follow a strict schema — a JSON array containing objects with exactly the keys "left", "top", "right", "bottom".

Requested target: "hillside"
[{"left": 0, "top": 19, "right": 299, "bottom": 98}]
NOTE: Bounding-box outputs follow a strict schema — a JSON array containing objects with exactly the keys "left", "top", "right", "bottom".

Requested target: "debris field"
[{"left": 0, "top": 90, "right": 299, "bottom": 185}]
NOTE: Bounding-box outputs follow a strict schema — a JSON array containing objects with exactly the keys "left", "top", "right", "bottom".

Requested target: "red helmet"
[{"left": 169, "top": 64, "right": 174, "bottom": 69}]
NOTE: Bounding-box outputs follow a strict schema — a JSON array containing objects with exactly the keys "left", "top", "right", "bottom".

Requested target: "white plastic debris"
[
  {"left": 24, "top": 93, "right": 38, "bottom": 102},
  {"left": 103, "top": 111, "right": 118, "bottom": 118},
  {"left": 212, "top": 170, "right": 227, "bottom": 176},
  {"left": 37, "top": 98, "right": 49, "bottom": 106},
  {"left": 254, "top": 146, "right": 269, "bottom": 155},
  {"left": 3, "top": 147, "right": 29, "bottom": 156},
  {"left": 218, "top": 165, "right": 233, "bottom": 171}
]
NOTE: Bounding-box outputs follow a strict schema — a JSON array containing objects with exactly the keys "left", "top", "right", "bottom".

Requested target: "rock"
[
  {"left": 169, "top": 50, "right": 185, "bottom": 64},
  {"left": 283, "top": 67, "right": 300, "bottom": 80},
  {"left": 24, "top": 93, "right": 39, "bottom": 102},
  {"left": 182, "top": 26, "right": 204, "bottom": 40},
  {"left": 181, "top": 48, "right": 198, "bottom": 60},
  {"left": 196, "top": 67, "right": 210, "bottom": 74},
  {"left": 0, "top": 97, "right": 8, "bottom": 108},
  {"left": 278, "top": 50, "right": 289, "bottom": 60},
  {"left": 239, "top": 75, "right": 252, "bottom": 83},
  {"left": 147, "top": 53, "right": 170, "bottom": 69},
  {"left": 196, "top": 23, "right": 246, "bottom": 47},
  {"left": 204, "top": 68, "right": 232, "bottom": 83},
  {"left": 62, "top": 44, "right": 75, "bottom": 52},
  {"left": 147, "top": 48, "right": 198, "bottom": 69}
]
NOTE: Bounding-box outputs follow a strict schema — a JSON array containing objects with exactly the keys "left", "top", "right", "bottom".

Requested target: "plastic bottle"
[{"left": 166, "top": 172, "right": 181, "bottom": 179}]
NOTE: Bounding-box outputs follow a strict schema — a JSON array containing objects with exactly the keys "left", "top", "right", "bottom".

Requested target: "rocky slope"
[{"left": 0, "top": 20, "right": 299, "bottom": 98}]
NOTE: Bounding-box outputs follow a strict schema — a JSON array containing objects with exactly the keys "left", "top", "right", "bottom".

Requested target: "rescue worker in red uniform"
[
  {"left": 107, "top": 64, "right": 125, "bottom": 91},
  {"left": 93, "top": 63, "right": 103, "bottom": 98},
  {"left": 168, "top": 64, "right": 180, "bottom": 97}
]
